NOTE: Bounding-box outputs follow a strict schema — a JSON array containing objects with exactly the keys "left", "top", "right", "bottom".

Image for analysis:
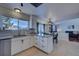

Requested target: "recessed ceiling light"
[{"left": 14, "top": 8, "right": 21, "bottom": 13}]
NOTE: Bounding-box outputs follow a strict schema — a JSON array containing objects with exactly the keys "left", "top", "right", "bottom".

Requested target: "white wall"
[
  {"left": 57, "top": 18, "right": 79, "bottom": 41},
  {"left": 58, "top": 18, "right": 79, "bottom": 32}
]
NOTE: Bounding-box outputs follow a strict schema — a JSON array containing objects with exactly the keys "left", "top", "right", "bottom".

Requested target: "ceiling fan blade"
[{"left": 31, "top": 3, "right": 42, "bottom": 7}]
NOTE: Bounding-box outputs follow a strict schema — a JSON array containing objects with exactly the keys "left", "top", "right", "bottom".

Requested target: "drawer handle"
[
  {"left": 42, "top": 45, "right": 45, "bottom": 47},
  {"left": 21, "top": 40, "right": 24, "bottom": 43},
  {"left": 35, "top": 43, "right": 38, "bottom": 45}
]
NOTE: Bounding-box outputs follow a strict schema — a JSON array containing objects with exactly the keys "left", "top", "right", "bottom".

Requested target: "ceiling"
[
  {"left": 36, "top": 3, "right": 79, "bottom": 22},
  {"left": 0, "top": 3, "right": 79, "bottom": 22},
  {"left": 0, "top": 3, "right": 36, "bottom": 15}
]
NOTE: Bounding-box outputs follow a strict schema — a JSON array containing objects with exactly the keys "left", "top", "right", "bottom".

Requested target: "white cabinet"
[
  {"left": 11, "top": 36, "right": 34, "bottom": 55},
  {"left": 35, "top": 36, "right": 53, "bottom": 53},
  {"left": 22, "top": 37, "right": 30, "bottom": 50},
  {"left": 35, "top": 36, "right": 41, "bottom": 48},
  {"left": 11, "top": 35, "right": 53, "bottom": 55},
  {"left": 46, "top": 37, "right": 53, "bottom": 53},
  {"left": 23, "top": 36, "right": 35, "bottom": 49},
  {"left": 30, "top": 36, "right": 36, "bottom": 46},
  {"left": 11, "top": 38, "right": 22, "bottom": 55}
]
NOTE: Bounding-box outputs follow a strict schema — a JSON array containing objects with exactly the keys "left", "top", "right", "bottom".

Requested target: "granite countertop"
[
  {"left": 0, "top": 32, "right": 53, "bottom": 40},
  {"left": 36, "top": 34, "right": 53, "bottom": 38},
  {"left": 0, "top": 34, "right": 53, "bottom": 40},
  {"left": 0, "top": 35, "right": 27, "bottom": 40},
  {"left": 0, "top": 36, "right": 13, "bottom": 40}
]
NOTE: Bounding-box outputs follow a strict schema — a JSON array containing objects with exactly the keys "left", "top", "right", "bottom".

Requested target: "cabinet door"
[
  {"left": 46, "top": 37, "right": 53, "bottom": 53},
  {"left": 23, "top": 36, "right": 35, "bottom": 50},
  {"left": 40, "top": 37, "right": 47, "bottom": 46},
  {"left": 40, "top": 37, "right": 48, "bottom": 51},
  {"left": 30, "top": 36, "right": 35, "bottom": 47},
  {"left": 22, "top": 37, "right": 30, "bottom": 50},
  {"left": 35, "top": 36, "right": 41, "bottom": 48},
  {"left": 36, "top": 37, "right": 46, "bottom": 50},
  {"left": 36, "top": 36, "right": 53, "bottom": 53},
  {"left": 11, "top": 39, "right": 22, "bottom": 55}
]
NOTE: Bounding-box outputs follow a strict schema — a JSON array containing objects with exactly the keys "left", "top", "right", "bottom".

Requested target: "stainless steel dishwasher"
[{"left": 0, "top": 38, "right": 11, "bottom": 56}]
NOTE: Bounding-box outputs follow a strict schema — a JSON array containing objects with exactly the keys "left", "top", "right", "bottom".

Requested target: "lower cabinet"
[
  {"left": 11, "top": 37, "right": 32, "bottom": 55},
  {"left": 0, "top": 35, "right": 53, "bottom": 56},
  {"left": 22, "top": 37, "right": 31, "bottom": 50},
  {"left": 46, "top": 37, "right": 53, "bottom": 53},
  {"left": 35, "top": 36, "right": 53, "bottom": 53},
  {"left": 30, "top": 36, "right": 36, "bottom": 46},
  {"left": 11, "top": 38, "right": 23, "bottom": 55},
  {"left": 11, "top": 36, "right": 53, "bottom": 55}
]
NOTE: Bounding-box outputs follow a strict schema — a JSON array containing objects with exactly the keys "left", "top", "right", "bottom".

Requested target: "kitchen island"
[{"left": 35, "top": 34, "right": 53, "bottom": 53}]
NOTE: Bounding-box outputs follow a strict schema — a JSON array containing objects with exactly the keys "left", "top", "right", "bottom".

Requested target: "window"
[
  {"left": 3, "top": 18, "right": 29, "bottom": 30},
  {"left": 0, "top": 17, "right": 18, "bottom": 30},
  {"left": 19, "top": 20, "right": 29, "bottom": 29},
  {"left": 9, "top": 18, "right": 18, "bottom": 30},
  {"left": 0, "top": 16, "right": 8, "bottom": 30},
  {"left": 0, "top": 15, "right": 29, "bottom": 36}
]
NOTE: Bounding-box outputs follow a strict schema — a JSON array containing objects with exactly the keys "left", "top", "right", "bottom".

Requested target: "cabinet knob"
[{"left": 42, "top": 40, "right": 44, "bottom": 42}]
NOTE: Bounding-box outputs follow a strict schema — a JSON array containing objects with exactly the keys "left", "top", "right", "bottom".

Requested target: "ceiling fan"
[
  {"left": 20, "top": 3, "right": 42, "bottom": 7},
  {"left": 14, "top": 3, "right": 23, "bottom": 13}
]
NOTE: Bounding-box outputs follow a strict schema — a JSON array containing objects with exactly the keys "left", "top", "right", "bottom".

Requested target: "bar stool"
[{"left": 53, "top": 33, "right": 58, "bottom": 44}]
